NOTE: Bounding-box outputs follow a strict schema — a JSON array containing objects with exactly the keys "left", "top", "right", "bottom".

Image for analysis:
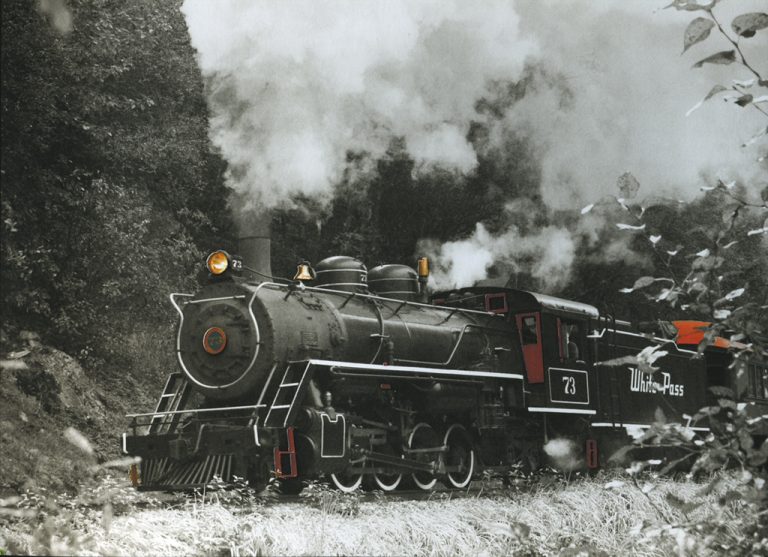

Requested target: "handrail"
[
  {"left": 126, "top": 403, "right": 266, "bottom": 419},
  {"left": 256, "top": 281, "right": 498, "bottom": 318},
  {"left": 394, "top": 322, "right": 509, "bottom": 367}
]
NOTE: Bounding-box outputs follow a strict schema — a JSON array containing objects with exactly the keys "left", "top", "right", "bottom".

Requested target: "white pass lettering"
[{"left": 629, "top": 368, "right": 684, "bottom": 397}]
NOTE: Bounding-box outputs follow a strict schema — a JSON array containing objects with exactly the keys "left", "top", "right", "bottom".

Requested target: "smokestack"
[{"left": 235, "top": 208, "right": 272, "bottom": 279}]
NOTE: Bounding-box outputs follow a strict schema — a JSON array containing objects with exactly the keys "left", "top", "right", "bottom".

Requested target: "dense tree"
[{"left": 1, "top": 0, "right": 234, "bottom": 368}]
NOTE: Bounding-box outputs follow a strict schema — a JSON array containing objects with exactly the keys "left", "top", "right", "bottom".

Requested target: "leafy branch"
[{"left": 671, "top": 1, "right": 768, "bottom": 120}]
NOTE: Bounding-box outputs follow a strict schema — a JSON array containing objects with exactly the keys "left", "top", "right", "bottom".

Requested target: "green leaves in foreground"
[
  {"left": 683, "top": 17, "right": 714, "bottom": 53},
  {"left": 692, "top": 49, "right": 736, "bottom": 69},
  {"left": 731, "top": 12, "right": 768, "bottom": 38}
]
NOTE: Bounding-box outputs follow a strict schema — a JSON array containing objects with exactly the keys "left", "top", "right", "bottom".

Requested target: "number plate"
[{"left": 548, "top": 367, "right": 589, "bottom": 405}]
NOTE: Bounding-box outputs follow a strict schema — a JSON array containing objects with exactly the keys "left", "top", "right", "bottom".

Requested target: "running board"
[{"left": 308, "top": 359, "right": 524, "bottom": 381}]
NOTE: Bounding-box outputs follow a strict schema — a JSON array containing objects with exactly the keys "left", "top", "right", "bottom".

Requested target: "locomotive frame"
[{"left": 122, "top": 252, "right": 768, "bottom": 493}]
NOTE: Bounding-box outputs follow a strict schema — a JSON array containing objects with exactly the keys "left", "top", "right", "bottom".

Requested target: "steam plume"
[
  {"left": 182, "top": 0, "right": 766, "bottom": 289},
  {"left": 182, "top": 0, "right": 536, "bottom": 208},
  {"left": 508, "top": 0, "right": 767, "bottom": 209},
  {"left": 543, "top": 438, "right": 583, "bottom": 472},
  {"left": 420, "top": 223, "right": 576, "bottom": 291},
  {"left": 424, "top": 0, "right": 766, "bottom": 290}
]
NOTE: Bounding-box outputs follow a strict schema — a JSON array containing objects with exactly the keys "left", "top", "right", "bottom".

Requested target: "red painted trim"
[
  {"left": 274, "top": 427, "right": 298, "bottom": 479},
  {"left": 556, "top": 317, "right": 564, "bottom": 362},
  {"left": 516, "top": 312, "right": 544, "bottom": 383},
  {"left": 586, "top": 439, "right": 599, "bottom": 469},
  {"left": 672, "top": 320, "right": 731, "bottom": 348}
]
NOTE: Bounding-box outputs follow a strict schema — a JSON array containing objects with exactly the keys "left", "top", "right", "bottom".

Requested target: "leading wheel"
[
  {"left": 408, "top": 423, "right": 439, "bottom": 491},
  {"left": 442, "top": 424, "right": 475, "bottom": 489}
]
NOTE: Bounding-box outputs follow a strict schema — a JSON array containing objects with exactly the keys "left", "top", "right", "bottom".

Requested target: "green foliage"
[
  {"left": 14, "top": 368, "right": 61, "bottom": 413},
  {"left": 1, "top": 0, "right": 234, "bottom": 366},
  {"left": 601, "top": 4, "right": 768, "bottom": 554},
  {"left": 620, "top": 398, "right": 767, "bottom": 555}
]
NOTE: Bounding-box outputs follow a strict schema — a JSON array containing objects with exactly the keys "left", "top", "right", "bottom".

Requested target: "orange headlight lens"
[{"left": 206, "top": 251, "right": 230, "bottom": 275}]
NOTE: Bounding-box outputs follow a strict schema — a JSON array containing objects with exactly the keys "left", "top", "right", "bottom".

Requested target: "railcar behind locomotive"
[{"left": 122, "top": 251, "right": 768, "bottom": 493}]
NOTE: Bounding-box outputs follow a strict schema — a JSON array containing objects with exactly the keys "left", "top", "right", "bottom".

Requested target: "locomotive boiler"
[{"left": 123, "top": 250, "right": 768, "bottom": 494}]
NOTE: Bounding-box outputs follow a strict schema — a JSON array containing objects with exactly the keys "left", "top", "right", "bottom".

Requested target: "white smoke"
[
  {"left": 420, "top": 0, "right": 766, "bottom": 290},
  {"left": 543, "top": 438, "right": 582, "bottom": 472},
  {"left": 182, "top": 0, "right": 766, "bottom": 286},
  {"left": 421, "top": 222, "right": 576, "bottom": 291},
  {"left": 182, "top": 0, "right": 536, "bottom": 208},
  {"left": 508, "top": 0, "right": 768, "bottom": 209}
]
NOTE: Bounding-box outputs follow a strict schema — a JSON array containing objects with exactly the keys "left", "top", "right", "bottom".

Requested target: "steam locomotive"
[{"left": 122, "top": 251, "right": 768, "bottom": 493}]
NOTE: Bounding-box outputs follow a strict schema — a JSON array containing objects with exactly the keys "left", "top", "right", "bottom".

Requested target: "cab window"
[{"left": 558, "top": 318, "right": 584, "bottom": 362}]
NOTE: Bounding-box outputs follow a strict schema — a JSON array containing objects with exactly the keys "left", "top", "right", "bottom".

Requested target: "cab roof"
[{"left": 433, "top": 285, "right": 599, "bottom": 319}]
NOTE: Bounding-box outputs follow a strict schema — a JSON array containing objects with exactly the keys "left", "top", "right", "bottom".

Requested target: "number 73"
[{"left": 562, "top": 376, "right": 576, "bottom": 395}]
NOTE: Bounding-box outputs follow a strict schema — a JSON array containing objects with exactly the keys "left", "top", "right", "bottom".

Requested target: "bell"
[{"left": 293, "top": 262, "right": 315, "bottom": 281}]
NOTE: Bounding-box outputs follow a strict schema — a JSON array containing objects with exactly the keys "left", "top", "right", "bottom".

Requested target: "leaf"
[
  {"left": 724, "top": 287, "right": 745, "bottom": 300},
  {"left": 720, "top": 490, "right": 743, "bottom": 505},
  {"left": 666, "top": 0, "right": 719, "bottom": 12},
  {"left": 597, "top": 355, "right": 637, "bottom": 367},
  {"left": 619, "top": 287, "right": 635, "bottom": 293},
  {"left": 731, "top": 12, "right": 768, "bottom": 38},
  {"left": 641, "top": 482, "right": 657, "bottom": 494},
  {"left": 581, "top": 203, "right": 595, "bottom": 214},
  {"left": 733, "top": 78, "right": 755, "bottom": 88},
  {"left": 102, "top": 502, "right": 113, "bottom": 535},
  {"left": 743, "top": 126, "right": 768, "bottom": 147},
  {"left": 649, "top": 234, "right": 662, "bottom": 244},
  {"left": 608, "top": 445, "right": 635, "bottom": 462},
  {"left": 617, "top": 171, "right": 640, "bottom": 199},
  {"left": 616, "top": 223, "right": 646, "bottom": 231},
  {"left": 734, "top": 94, "right": 753, "bottom": 107},
  {"left": 696, "top": 248, "right": 710, "bottom": 257},
  {"left": 697, "top": 477, "right": 723, "bottom": 496},
  {"left": 692, "top": 50, "right": 736, "bottom": 68},
  {"left": 666, "top": 493, "right": 701, "bottom": 514},
  {"left": 713, "top": 309, "right": 731, "bottom": 319},
  {"left": 704, "top": 84, "right": 728, "bottom": 101},
  {"left": 64, "top": 427, "right": 94, "bottom": 455},
  {"left": 660, "top": 454, "right": 693, "bottom": 475},
  {"left": 633, "top": 276, "right": 656, "bottom": 289},
  {"left": 739, "top": 429, "right": 754, "bottom": 451},
  {"left": 683, "top": 17, "right": 715, "bottom": 53},
  {"left": 747, "top": 226, "right": 768, "bottom": 236},
  {"left": 638, "top": 345, "right": 669, "bottom": 367}
]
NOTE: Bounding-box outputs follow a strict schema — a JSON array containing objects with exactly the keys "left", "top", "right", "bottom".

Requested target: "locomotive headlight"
[{"left": 206, "top": 251, "right": 230, "bottom": 275}]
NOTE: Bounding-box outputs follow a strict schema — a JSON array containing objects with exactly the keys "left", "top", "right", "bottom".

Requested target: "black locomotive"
[{"left": 122, "top": 251, "right": 768, "bottom": 492}]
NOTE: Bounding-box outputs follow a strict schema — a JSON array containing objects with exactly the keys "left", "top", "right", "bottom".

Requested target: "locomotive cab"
[{"left": 432, "top": 285, "right": 598, "bottom": 416}]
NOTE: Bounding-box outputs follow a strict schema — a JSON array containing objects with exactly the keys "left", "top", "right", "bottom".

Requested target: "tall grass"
[{"left": 1, "top": 473, "right": 749, "bottom": 556}]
